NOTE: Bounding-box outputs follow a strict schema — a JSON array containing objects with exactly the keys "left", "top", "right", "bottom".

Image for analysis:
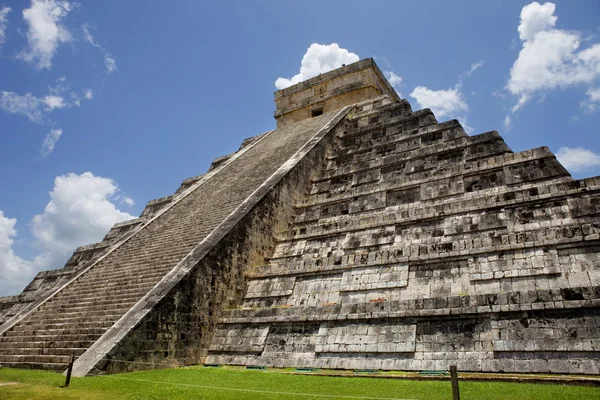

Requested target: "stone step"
[
  {"left": 41, "top": 300, "right": 137, "bottom": 313},
  {"left": 0, "top": 340, "right": 95, "bottom": 349},
  {"left": 17, "top": 315, "right": 119, "bottom": 329},
  {"left": 324, "top": 136, "right": 506, "bottom": 174},
  {"left": 78, "top": 257, "right": 182, "bottom": 273},
  {"left": 0, "top": 333, "right": 100, "bottom": 343},
  {"left": 297, "top": 166, "right": 570, "bottom": 212},
  {"left": 3, "top": 326, "right": 107, "bottom": 337},
  {"left": 22, "top": 309, "right": 128, "bottom": 324},
  {"left": 64, "top": 273, "right": 166, "bottom": 291},
  {"left": 58, "top": 284, "right": 154, "bottom": 298},
  {"left": 0, "top": 347, "right": 87, "bottom": 357},
  {"left": 0, "top": 354, "right": 72, "bottom": 364},
  {"left": 58, "top": 283, "right": 152, "bottom": 297},
  {"left": 70, "top": 268, "right": 168, "bottom": 281},
  {"left": 18, "top": 312, "right": 124, "bottom": 326},
  {"left": 48, "top": 291, "right": 143, "bottom": 305},
  {"left": 0, "top": 361, "right": 67, "bottom": 371}
]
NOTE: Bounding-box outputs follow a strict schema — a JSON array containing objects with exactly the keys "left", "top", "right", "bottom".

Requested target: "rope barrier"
[{"left": 96, "top": 358, "right": 179, "bottom": 367}]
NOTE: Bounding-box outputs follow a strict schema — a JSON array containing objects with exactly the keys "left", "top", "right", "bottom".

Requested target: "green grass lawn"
[{"left": 1, "top": 366, "right": 600, "bottom": 400}]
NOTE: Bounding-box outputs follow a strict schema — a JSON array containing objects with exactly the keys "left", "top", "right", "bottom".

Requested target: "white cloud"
[
  {"left": 410, "top": 61, "right": 483, "bottom": 134},
  {"left": 40, "top": 128, "right": 62, "bottom": 157},
  {"left": 458, "top": 116, "right": 474, "bottom": 135},
  {"left": 0, "top": 6, "right": 11, "bottom": 51},
  {"left": 18, "top": 0, "right": 73, "bottom": 69},
  {"left": 556, "top": 147, "right": 600, "bottom": 172},
  {"left": 123, "top": 197, "right": 135, "bottom": 206},
  {"left": 275, "top": 43, "right": 359, "bottom": 89},
  {"left": 459, "top": 60, "right": 484, "bottom": 85},
  {"left": 82, "top": 24, "right": 118, "bottom": 73},
  {"left": 587, "top": 87, "right": 600, "bottom": 102},
  {"left": 42, "top": 94, "right": 65, "bottom": 110},
  {"left": 32, "top": 172, "right": 135, "bottom": 256},
  {"left": 581, "top": 87, "right": 600, "bottom": 112},
  {"left": 0, "top": 211, "right": 39, "bottom": 295},
  {"left": 82, "top": 88, "right": 93, "bottom": 100},
  {"left": 507, "top": 2, "right": 600, "bottom": 111},
  {"left": 0, "top": 172, "right": 136, "bottom": 295},
  {"left": 383, "top": 70, "right": 403, "bottom": 97},
  {"left": 503, "top": 114, "right": 513, "bottom": 131},
  {"left": 104, "top": 54, "right": 117, "bottom": 73},
  {"left": 0, "top": 91, "right": 46, "bottom": 122},
  {"left": 0, "top": 77, "right": 92, "bottom": 123},
  {"left": 517, "top": 2, "right": 557, "bottom": 42},
  {"left": 384, "top": 70, "right": 402, "bottom": 87},
  {"left": 81, "top": 23, "right": 98, "bottom": 47},
  {"left": 410, "top": 86, "right": 468, "bottom": 119}
]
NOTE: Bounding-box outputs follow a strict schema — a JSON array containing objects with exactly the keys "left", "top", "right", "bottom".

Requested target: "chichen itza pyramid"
[{"left": 1, "top": 59, "right": 600, "bottom": 376}]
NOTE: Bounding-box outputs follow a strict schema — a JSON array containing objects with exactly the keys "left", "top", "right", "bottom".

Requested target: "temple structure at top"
[{"left": 2, "top": 58, "right": 600, "bottom": 376}]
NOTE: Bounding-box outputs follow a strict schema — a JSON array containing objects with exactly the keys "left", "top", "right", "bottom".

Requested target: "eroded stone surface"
[{"left": 207, "top": 93, "right": 600, "bottom": 375}]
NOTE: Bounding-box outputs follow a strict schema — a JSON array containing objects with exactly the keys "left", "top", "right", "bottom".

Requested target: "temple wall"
[{"left": 207, "top": 97, "right": 600, "bottom": 375}]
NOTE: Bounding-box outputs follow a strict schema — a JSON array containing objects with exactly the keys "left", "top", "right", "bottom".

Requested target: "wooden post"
[
  {"left": 450, "top": 365, "right": 460, "bottom": 400},
  {"left": 64, "top": 354, "right": 75, "bottom": 388}
]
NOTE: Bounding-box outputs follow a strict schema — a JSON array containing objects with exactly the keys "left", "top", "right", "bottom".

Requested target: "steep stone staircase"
[{"left": 0, "top": 111, "right": 342, "bottom": 372}]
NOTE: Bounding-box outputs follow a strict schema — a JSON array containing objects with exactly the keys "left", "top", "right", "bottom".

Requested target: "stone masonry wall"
[{"left": 207, "top": 97, "right": 600, "bottom": 375}]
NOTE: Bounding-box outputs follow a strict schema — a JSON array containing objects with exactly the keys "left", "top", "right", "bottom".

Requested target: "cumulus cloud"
[
  {"left": 556, "top": 147, "right": 600, "bottom": 172},
  {"left": 275, "top": 43, "right": 359, "bottom": 90},
  {"left": 410, "top": 86, "right": 468, "bottom": 120},
  {"left": 507, "top": 2, "right": 600, "bottom": 112},
  {"left": 0, "top": 77, "right": 92, "bottom": 123},
  {"left": 0, "top": 211, "right": 39, "bottom": 295},
  {"left": 18, "top": 0, "right": 73, "bottom": 69},
  {"left": 123, "top": 197, "right": 135, "bottom": 206},
  {"left": 32, "top": 172, "right": 135, "bottom": 255},
  {"left": 81, "top": 23, "right": 117, "bottom": 73},
  {"left": 0, "top": 172, "right": 135, "bottom": 295},
  {"left": 40, "top": 128, "right": 62, "bottom": 157},
  {"left": 581, "top": 87, "right": 600, "bottom": 113},
  {"left": 409, "top": 60, "right": 483, "bottom": 134},
  {"left": 517, "top": 2, "right": 557, "bottom": 42},
  {"left": 0, "top": 6, "right": 11, "bottom": 51}
]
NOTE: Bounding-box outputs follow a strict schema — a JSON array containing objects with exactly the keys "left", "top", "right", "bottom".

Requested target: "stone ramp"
[
  {"left": 207, "top": 98, "right": 600, "bottom": 374},
  {"left": 0, "top": 110, "right": 346, "bottom": 373}
]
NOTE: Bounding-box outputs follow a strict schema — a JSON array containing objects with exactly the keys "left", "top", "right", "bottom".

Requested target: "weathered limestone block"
[
  {"left": 316, "top": 321, "right": 416, "bottom": 353},
  {"left": 209, "top": 325, "right": 269, "bottom": 353},
  {"left": 340, "top": 264, "right": 408, "bottom": 292},
  {"left": 245, "top": 277, "right": 296, "bottom": 299}
]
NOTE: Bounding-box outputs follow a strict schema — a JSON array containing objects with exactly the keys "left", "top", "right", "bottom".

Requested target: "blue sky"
[{"left": 0, "top": 0, "right": 599, "bottom": 295}]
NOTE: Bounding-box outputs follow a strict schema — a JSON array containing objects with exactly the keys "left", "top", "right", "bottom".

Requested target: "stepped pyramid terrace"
[{"left": 2, "top": 58, "right": 600, "bottom": 377}]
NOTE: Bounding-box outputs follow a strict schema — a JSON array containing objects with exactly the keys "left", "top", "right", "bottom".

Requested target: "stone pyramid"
[{"left": 1, "top": 59, "right": 600, "bottom": 376}]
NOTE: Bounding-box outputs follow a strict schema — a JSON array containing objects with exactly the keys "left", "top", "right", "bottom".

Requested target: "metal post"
[
  {"left": 450, "top": 365, "right": 460, "bottom": 400},
  {"left": 64, "top": 354, "right": 75, "bottom": 388}
]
